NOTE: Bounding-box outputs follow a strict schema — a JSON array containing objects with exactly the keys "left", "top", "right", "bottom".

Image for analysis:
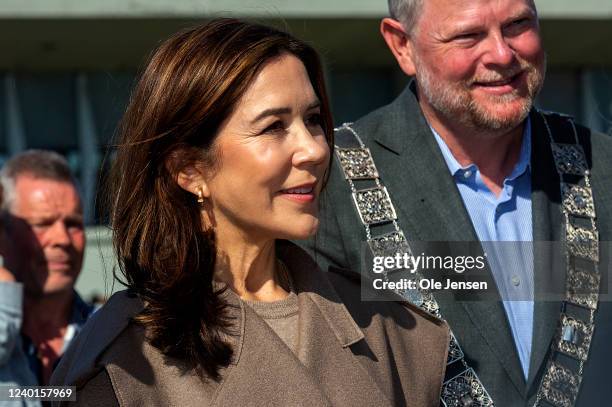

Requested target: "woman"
[{"left": 51, "top": 18, "right": 449, "bottom": 406}]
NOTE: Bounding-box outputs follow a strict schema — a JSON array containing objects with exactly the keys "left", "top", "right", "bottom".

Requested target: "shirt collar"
[
  {"left": 507, "top": 117, "right": 532, "bottom": 181},
  {"left": 23, "top": 291, "right": 96, "bottom": 379},
  {"left": 61, "top": 291, "right": 95, "bottom": 353},
  {"left": 69, "top": 291, "right": 95, "bottom": 327},
  {"left": 430, "top": 116, "right": 532, "bottom": 179}
]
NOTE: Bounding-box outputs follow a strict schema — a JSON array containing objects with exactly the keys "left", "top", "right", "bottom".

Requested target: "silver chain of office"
[{"left": 333, "top": 111, "right": 600, "bottom": 407}]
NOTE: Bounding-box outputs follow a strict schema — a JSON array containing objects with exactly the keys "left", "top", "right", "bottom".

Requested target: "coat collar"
[
  {"left": 210, "top": 241, "right": 388, "bottom": 407},
  {"left": 278, "top": 241, "right": 365, "bottom": 347},
  {"left": 58, "top": 290, "right": 145, "bottom": 386},
  {"left": 370, "top": 80, "right": 433, "bottom": 156},
  {"left": 220, "top": 240, "right": 365, "bottom": 367}
]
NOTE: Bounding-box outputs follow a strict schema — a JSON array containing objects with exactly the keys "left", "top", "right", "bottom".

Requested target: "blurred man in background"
[{"left": 0, "top": 150, "right": 94, "bottom": 386}]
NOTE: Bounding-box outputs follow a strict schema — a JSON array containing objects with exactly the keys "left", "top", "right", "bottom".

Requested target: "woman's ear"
[
  {"left": 177, "top": 167, "right": 210, "bottom": 199},
  {"left": 166, "top": 148, "right": 211, "bottom": 199}
]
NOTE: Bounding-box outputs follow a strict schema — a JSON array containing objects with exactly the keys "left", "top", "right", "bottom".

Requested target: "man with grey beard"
[{"left": 302, "top": 0, "right": 612, "bottom": 406}]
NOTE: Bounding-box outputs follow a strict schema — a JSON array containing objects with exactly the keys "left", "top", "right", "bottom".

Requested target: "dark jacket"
[
  {"left": 50, "top": 241, "right": 449, "bottom": 406},
  {"left": 303, "top": 83, "right": 612, "bottom": 406}
]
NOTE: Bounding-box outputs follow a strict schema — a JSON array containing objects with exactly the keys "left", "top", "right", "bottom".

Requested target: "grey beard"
[{"left": 415, "top": 55, "right": 547, "bottom": 133}]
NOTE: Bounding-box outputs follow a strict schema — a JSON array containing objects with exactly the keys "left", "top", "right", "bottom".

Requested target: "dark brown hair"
[{"left": 107, "top": 18, "right": 333, "bottom": 379}]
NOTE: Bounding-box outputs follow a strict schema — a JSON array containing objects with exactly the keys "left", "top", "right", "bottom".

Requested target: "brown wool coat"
[{"left": 51, "top": 242, "right": 449, "bottom": 406}]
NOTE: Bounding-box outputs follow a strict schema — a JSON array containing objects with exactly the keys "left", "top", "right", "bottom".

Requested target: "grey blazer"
[
  {"left": 50, "top": 241, "right": 449, "bottom": 407},
  {"left": 303, "top": 83, "right": 612, "bottom": 406}
]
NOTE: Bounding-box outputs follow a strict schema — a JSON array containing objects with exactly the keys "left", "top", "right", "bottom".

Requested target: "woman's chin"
[{"left": 276, "top": 218, "right": 320, "bottom": 241}]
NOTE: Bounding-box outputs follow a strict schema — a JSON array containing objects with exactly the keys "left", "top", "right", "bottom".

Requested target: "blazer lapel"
[
  {"left": 280, "top": 242, "right": 393, "bottom": 407},
  {"left": 220, "top": 242, "right": 393, "bottom": 407},
  {"left": 214, "top": 303, "right": 334, "bottom": 407},
  {"left": 527, "top": 110, "right": 565, "bottom": 393},
  {"left": 363, "top": 83, "right": 525, "bottom": 393},
  {"left": 368, "top": 84, "right": 479, "bottom": 243},
  {"left": 295, "top": 294, "right": 392, "bottom": 407}
]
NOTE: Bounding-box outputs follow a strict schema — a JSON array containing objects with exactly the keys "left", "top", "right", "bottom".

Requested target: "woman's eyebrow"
[
  {"left": 251, "top": 100, "right": 321, "bottom": 123},
  {"left": 251, "top": 107, "right": 291, "bottom": 124}
]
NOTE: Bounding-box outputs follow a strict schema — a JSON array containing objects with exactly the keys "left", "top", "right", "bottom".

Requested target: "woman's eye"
[
  {"left": 306, "top": 113, "right": 322, "bottom": 127},
  {"left": 262, "top": 120, "right": 285, "bottom": 134}
]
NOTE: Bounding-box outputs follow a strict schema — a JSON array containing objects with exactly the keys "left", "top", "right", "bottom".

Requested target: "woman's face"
[{"left": 201, "top": 53, "right": 330, "bottom": 242}]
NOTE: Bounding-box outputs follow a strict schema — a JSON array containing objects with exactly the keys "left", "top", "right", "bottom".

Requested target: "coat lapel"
[
  {"left": 219, "top": 242, "right": 393, "bottom": 407},
  {"left": 213, "top": 302, "right": 334, "bottom": 407},
  {"left": 295, "top": 294, "right": 392, "bottom": 407},
  {"left": 281, "top": 242, "right": 393, "bottom": 407},
  {"left": 526, "top": 111, "right": 565, "bottom": 393},
  {"left": 368, "top": 85, "right": 479, "bottom": 243},
  {"left": 361, "top": 83, "right": 525, "bottom": 393}
]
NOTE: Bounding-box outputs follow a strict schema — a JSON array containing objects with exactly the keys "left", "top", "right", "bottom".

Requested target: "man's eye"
[
  {"left": 454, "top": 32, "right": 479, "bottom": 41},
  {"left": 512, "top": 18, "right": 529, "bottom": 26},
  {"left": 66, "top": 221, "right": 84, "bottom": 231},
  {"left": 505, "top": 18, "right": 531, "bottom": 35},
  {"left": 451, "top": 32, "right": 483, "bottom": 45}
]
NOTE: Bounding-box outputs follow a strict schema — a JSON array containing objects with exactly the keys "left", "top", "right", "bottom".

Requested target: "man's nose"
[
  {"left": 47, "top": 221, "right": 71, "bottom": 247},
  {"left": 482, "top": 31, "right": 515, "bottom": 67}
]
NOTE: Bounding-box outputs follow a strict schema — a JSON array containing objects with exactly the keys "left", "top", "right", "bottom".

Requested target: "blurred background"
[{"left": 0, "top": 0, "right": 611, "bottom": 302}]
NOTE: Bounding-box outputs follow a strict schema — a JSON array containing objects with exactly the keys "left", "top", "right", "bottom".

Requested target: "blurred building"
[{"left": 1, "top": 0, "right": 610, "bottom": 300}]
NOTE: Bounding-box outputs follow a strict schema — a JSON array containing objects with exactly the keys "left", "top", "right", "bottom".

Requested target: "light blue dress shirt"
[{"left": 431, "top": 120, "right": 534, "bottom": 379}]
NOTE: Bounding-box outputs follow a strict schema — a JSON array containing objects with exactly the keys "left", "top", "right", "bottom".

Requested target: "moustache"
[{"left": 469, "top": 60, "right": 535, "bottom": 86}]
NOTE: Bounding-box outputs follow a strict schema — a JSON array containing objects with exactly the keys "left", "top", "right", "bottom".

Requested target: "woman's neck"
[{"left": 213, "top": 232, "right": 289, "bottom": 302}]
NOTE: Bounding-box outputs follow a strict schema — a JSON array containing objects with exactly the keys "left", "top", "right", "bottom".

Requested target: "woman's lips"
[{"left": 279, "top": 185, "right": 316, "bottom": 203}]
